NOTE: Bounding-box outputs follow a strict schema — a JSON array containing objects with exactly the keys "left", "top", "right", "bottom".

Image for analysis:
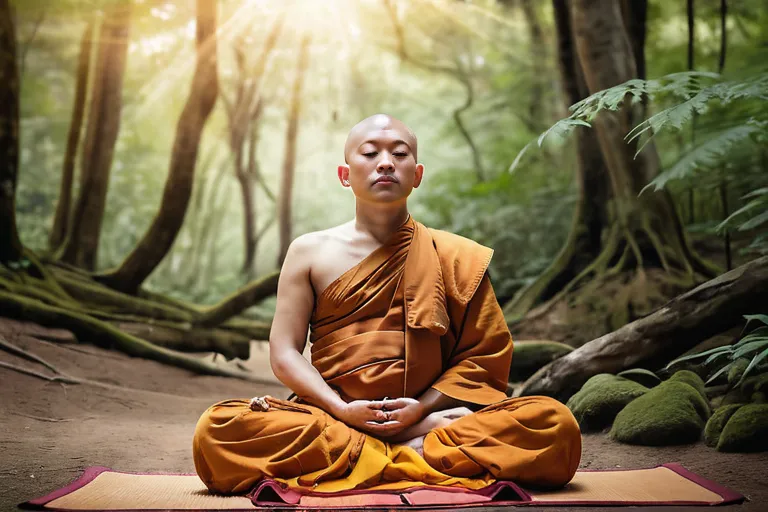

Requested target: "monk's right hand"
[{"left": 336, "top": 400, "right": 405, "bottom": 437}]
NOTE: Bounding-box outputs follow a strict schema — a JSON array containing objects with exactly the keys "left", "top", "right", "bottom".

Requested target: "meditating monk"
[{"left": 192, "top": 114, "right": 581, "bottom": 495}]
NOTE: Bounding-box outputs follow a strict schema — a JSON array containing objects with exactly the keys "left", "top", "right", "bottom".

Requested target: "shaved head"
[{"left": 344, "top": 114, "right": 418, "bottom": 163}]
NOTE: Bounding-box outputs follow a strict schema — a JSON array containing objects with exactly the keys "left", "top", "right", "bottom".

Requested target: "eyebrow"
[{"left": 359, "top": 139, "right": 412, "bottom": 150}]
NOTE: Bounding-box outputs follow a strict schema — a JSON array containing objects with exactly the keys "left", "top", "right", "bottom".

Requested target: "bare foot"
[{"left": 401, "top": 435, "right": 425, "bottom": 457}]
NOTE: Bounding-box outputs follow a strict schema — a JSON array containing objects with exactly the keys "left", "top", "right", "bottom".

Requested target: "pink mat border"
[{"left": 19, "top": 463, "right": 745, "bottom": 511}]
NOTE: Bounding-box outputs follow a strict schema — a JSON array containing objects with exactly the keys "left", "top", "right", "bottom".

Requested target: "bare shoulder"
[{"left": 286, "top": 223, "right": 353, "bottom": 272}]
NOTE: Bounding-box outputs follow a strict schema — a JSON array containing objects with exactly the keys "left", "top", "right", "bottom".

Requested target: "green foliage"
[
  {"left": 514, "top": 65, "right": 768, "bottom": 257},
  {"left": 666, "top": 314, "right": 768, "bottom": 387}
]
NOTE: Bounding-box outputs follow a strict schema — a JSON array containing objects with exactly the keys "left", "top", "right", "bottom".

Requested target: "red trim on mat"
[
  {"left": 20, "top": 466, "right": 110, "bottom": 508},
  {"left": 662, "top": 462, "right": 745, "bottom": 505}
]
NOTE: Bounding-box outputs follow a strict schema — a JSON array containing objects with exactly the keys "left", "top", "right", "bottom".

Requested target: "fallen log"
[{"left": 518, "top": 256, "right": 768, "bottom": 402}]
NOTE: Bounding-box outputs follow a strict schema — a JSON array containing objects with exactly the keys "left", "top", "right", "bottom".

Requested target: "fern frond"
[{"left": 641, "top": 123, "right": 763, "bottom": 193}]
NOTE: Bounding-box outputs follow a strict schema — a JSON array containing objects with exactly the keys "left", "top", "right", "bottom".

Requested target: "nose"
[{"left": 377, "top": 153, "right": 394, "bottom": 173}]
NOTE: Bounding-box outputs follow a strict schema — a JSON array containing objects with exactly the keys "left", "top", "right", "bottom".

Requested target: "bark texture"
[
  {"left": 0, "top": 0, "right": 23, "bottom": 265},
  {"left": 519, "top": 256, "right": 768, "bottom": 402},
  {"left": 50, "top": 21, "right": 94, "bottom": 252},
  {"left": 276, "top": 35, "right": 310, "bottom": 266},
  {"left": 60, "top": 6, "right": 131, "bottom": 270},
  {"left": 101, "top": 0, "right": 219, "bottom": 293}
]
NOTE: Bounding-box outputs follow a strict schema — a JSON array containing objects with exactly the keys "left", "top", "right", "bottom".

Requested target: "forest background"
[{"left": 2, "top": 0, "right": 768, "bottom": 394}]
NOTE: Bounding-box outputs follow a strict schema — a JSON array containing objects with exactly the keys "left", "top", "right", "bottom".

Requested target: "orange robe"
[{"left": 193, "top": 217, "right": 581, "bottom": 494}]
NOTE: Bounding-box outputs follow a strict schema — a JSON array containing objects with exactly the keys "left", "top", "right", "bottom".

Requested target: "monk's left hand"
[{"left": 378, "top": 397, "right": 425, "bottom": 432}]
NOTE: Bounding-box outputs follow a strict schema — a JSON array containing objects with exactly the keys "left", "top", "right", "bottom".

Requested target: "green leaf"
[
  {"left": 734, "top": 328, "right": 768, "bottom": 347},
  {"left": 666, "top": 345, "right": 732, "bottom": 368},
  {"left": 733, "top": 339, "right": 768, "bottom": 359},
  {"left": 641, "top": 124, "right": 760, "bottom": 193},
  {"left": 508, "top": 141, "right": 533, "bottom": 174},
  {"left": 704, "top": 351, "right": 731, "bottom": 365},
  {"left": 706, "top": 363, "right": 732, "bottom": 385},
  {"left": 738, "top": 209, "right": 768, "bottom": 231},
  {"left": 737, "top": 347, "right": 768, "bottom": 386},
  {"left": 741, "top": 187, "right": 768, "bottom": 200},
  {"left": 744, "top": 314, "right": 768, "bottom": 328}
]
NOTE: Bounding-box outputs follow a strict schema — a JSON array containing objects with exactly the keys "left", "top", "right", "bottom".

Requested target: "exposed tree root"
[
  {"left": 195, "top": 271, "right": 279, "bottom": 327},
  {"left": 0, "top": 334, "right": 61, "bottom": 374},
  {"left": 0, "top": 361, "right": 81, "bottom": 385},
  {"left": 0, "top": 290, "right": 273, "bottom": 382},
  {"left": 115, "top": 322, "right": 253, "bottom": 360}
]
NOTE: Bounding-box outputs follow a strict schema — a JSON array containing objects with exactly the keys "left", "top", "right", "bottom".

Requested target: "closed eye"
[{"left": 363, "top": 152, "right": 378, "bottom": 157}]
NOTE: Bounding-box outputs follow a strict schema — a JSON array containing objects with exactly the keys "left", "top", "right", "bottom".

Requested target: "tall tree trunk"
[
  {"left": 0, "top": 0, "right": 23, "bottom": 265},
  {"left": 276, "top": 35, "right": 310, "bottom": 267},
  {"left": 100, "top": 0, "right": 219, "bottom": 293},
  {"left": 222, "top": 17, "right": 282, "bottom": 277},
  {"left": 505, "top": 0, "right": 717, "bottom": 339},
  {"left": 49, "top": 20, "right": 94, "bottom": 252},
  {"left": 59, "top": 6, "right": 131, "bottom": 270},
  {"left": 505, "top": 0, "right": 610, "bottom": 318}
]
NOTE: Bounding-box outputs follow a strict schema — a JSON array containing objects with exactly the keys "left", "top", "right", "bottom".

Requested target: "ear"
[
  {"left": 337, "top": 165, "right": 350, "bottom": 187},
  {"left": 412, "top": 163, "right": 425, "bottom": 188}
]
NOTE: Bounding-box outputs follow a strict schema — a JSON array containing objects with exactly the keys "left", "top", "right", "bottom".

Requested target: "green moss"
[
  {"left": 704, "top": 404, "right": 743, "bottom": 448},
  {"left": 610, "top": 381, "right": 710, "bottom": 446},
  {"left": 509, "top": 341, "right": 573, "bottom": 381},
  {"left": 566, "top": 375, "right": 648, "bottom": 432},
  {"left": 670, "top": 370, "right": 707, "bottom": 399},
  {"left": 717, "top": 404, "right": 768, "bottom": 452},
  {"left": 741, "top": 371, "right": 768, "bottom": 396}
]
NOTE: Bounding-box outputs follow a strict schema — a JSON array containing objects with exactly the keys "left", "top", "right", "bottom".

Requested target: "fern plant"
[
  {"left": 512, "top": 69, "right": 768, "bottom": 254},
  {"left": 666, "top": 314, "right": 768, "bottom": 387}
]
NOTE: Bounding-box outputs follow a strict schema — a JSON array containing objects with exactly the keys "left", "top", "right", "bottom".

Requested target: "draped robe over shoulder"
[{"left": 193, "top": 217, "right": 581, "bottom": 495}]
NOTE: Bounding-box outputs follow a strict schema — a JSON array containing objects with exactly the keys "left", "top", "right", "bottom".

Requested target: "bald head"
[{"left": 344, "top": 114, "right": 418, "bottom": 163}]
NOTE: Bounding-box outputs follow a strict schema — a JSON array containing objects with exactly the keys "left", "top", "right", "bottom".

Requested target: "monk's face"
[{"left": 338, "top": 116, "right": 424, "bottom": 204}]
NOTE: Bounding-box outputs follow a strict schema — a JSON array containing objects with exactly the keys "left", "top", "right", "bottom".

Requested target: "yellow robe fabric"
[{"left": 193, "top": 217, "right": 581, "bottom": 494}]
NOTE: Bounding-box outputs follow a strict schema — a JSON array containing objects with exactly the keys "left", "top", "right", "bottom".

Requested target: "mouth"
[{"left": 374, "top": 176, "right": 398, "bottom": 185}]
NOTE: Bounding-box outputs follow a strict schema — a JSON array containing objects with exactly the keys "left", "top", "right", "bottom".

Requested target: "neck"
[{"left": 353, "top": 201, "right": 411, "bottom": 244}]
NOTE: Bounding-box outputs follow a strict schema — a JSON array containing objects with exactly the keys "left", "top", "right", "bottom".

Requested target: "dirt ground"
[{"left": 1, "top": 317, "right": 766, "bottom": 512}]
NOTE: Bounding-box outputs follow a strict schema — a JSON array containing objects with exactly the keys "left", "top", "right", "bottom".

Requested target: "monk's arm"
[
  {"left": 430, "top": 272, "right": 513, "bottom": 406},
  {"left": 269, "top": 236, "right": 350, "bottom": 414}
]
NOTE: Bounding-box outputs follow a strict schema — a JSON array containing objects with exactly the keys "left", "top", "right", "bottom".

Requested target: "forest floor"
[{"left": 1, "top": 316, "right": 767, "bottom": 512}]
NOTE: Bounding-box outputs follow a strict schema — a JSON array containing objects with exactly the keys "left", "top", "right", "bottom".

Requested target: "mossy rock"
[
  {"left": 610, "top": 381, "right": 710, "bottom": 446},
  {"left": 704, "top": 404, "right": 744, "bottom": 448},
  {"left": 566, "top": 374, "right": 648, "bottom": 432},
  {"left": 717, "top": 403, "right": 768, "bottom": 452},
  {"left": 751, "top": 391, "right": 767, "bottom": 404},
  {"left": 508, "top": 341, "right": 573, "bottom": 381},
  {"left": 741, "top": 371, "right": 768, "bottom": 396},
  {"left": 616, "top": 368, "right": 661, "bottom": 388},
  {"left": 669, "top": 370, "right": 707, "bottom": 399}
]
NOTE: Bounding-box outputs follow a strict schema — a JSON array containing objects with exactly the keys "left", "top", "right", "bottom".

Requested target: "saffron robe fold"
[{"left": 193, "top": 217, "right": 581, "bottom": 495}]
